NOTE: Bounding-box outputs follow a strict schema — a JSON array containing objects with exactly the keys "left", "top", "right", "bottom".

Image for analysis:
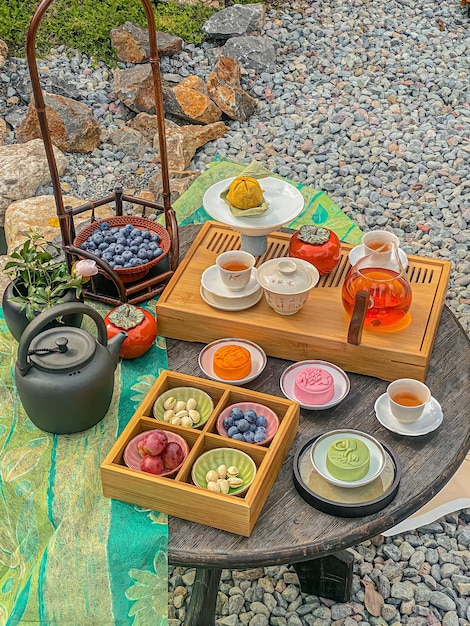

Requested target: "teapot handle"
[
  {"left": 17, "top": 303, "right": 108, "bottom": 375},
  {"left": 347, "top": 290, "right": 370, "bottom": 346}
]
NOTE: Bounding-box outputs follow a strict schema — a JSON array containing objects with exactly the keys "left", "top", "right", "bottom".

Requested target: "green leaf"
[{"left": 16, "top": 494, "right": 39, "bottom": 563}]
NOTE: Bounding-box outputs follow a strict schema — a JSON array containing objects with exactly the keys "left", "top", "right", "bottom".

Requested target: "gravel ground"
[{"left": 1, "top": 0, "right": 470, "bottom": 624}]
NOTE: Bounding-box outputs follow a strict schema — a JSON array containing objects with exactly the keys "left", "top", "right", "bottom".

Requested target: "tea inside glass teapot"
[{"left": 342, "top": 242, "right": 412, "bottom": 344}]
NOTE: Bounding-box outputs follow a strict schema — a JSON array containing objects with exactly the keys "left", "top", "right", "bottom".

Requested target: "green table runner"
[{"left": 0, "top": 158, "right": 362, "bottom": 625}]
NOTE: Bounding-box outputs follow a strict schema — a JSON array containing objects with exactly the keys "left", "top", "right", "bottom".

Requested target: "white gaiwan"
[{"left": 256, "top": 257, "right": 320, "bottom": 315}]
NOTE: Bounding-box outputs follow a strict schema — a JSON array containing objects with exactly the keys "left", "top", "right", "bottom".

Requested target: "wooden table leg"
[
  {"left": 292, "top": 550, "right": 354, "bottom": 603},
  {"left": 184, "top": 567, "right": 221, "bottom": 626}
]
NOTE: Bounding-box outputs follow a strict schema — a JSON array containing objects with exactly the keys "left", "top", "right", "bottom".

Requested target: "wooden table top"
[{"left": 166, "top": 225, "right": 470, "bottom": 569}]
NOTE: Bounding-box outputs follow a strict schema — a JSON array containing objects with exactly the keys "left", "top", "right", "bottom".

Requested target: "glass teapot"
[{"left": 342, "top": 242, "right": 412, "bottom": 345}]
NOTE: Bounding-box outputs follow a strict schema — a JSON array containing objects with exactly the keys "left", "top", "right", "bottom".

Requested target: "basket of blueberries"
[{"left": 74, "top": 216, "right": 171, "bottom": 283}]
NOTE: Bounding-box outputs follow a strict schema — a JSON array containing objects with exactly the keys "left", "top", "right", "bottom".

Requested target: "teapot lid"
[
  {"left": 256, "top": 257, "right": 317, "bottom": 294},
  {"left": 28, "top": 327, "right": 97, "bottom": 372}
]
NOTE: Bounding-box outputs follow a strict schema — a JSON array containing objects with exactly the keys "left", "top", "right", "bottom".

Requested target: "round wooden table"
[{"left": 165, "top": 226, "right": 470, "bottom": 625}]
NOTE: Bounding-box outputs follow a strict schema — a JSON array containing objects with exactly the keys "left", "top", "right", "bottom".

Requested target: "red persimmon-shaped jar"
[
  {"left": 288, "top": 225, "right": 341, "bottom": 276},
  {"left": 104, "top": 304, "right": 157, "bottom": 359}
]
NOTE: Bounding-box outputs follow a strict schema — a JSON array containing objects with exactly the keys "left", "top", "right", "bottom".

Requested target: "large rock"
[
  {"left": 0, "top": 39, "right": 8, "bottom": 68},
  {"left": 164, "top": 76, "right": 222, "bottom": 125},
  {"left": 0, "top": 139, "right": 67, "bottom": 226},
  {"left": 111, "top": 22, "right": 183, "bottom": 63},
  {"left": 202, "top": 4, "right": 265, "bottom": 40},
  {"left": 11, "top": 74, "right": 80, "bottom": 104},
  {"left": 207, "top": 56, "right": 256, "bottom": 122},
  {"left": 128, "top": 112, "right": 179, "bottom": 145},
  {"left": 223, "top": 36, "right": 276, "bottom": 72},
  {"left": 0, "top": 118, "right": 8, "bottom": 146},
  {"left": 3, "top": 195, "right": 108, "bottom": 253},
  {"left": 16, "top": 92, "right": 101, "bottom": 153},
  {"left": 108, "top": 127, "right": 150, "bottom": 157},
  {"left": 148, "top": 170, "right": 200, "bottom": 205},
  {"left": 113, "top": 64, "right": 156, "bottom": 113},
  {"left": 153, "top": 121, "right": 228, "bottom": 170}
]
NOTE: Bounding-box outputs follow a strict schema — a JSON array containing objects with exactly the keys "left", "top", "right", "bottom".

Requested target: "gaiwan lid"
[{"left": 256, "top": 257, "right": 319, "bottom": 295}]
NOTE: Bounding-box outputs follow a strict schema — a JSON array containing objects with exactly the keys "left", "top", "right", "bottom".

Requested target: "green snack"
[{"left": 326, "top": 438, "right": 370, "bottom": 482}]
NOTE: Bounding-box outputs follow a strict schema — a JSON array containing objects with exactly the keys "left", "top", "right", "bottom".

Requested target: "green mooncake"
[{"left": 326, "top": 437, "right": 370, "bottom": 482}]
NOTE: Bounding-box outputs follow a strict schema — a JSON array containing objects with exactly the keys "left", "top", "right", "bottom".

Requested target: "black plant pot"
[{"left": 2, "top": 282, "right": 83, "bottom": 341}]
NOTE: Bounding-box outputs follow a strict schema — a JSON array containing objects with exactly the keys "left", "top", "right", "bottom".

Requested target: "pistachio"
[
  {"left": 217, "top": 464, "right": 228, "bottom": 479},
  {"left": 163, "top": 409, "right": 175, "bottom": 422},
  {"left": 175, "top": 400, "right": 187, "bottom": 413},
  {"left": 163, "top": 397, "right": 176, "bottom": 410},
  {"left": 206, "top": 470, "right": 219, "bottom": 483},
  {"left": 188, "top": 409, "right": 200, "bottom": 424},
  {"left": 170, "top": 416, "right": 182, "bottom": 426},
  {"left": 227, "top": 466, "right": 239, "bottom": 477},
  {"left": 227, "top": 477, "right": 244, "bottom": 487},
  {"left": 181, "top": 415, "right": 194, "bottom": 428},
  {"left": 206, "top": 481, "right": 220, "bottom": 492},
  {"left": 217, "top": 479, "right": 230, "bottom": 494},
  {"left": 186, "top": 398, "right": 197, "bottom": 411},
  {"left": 175, "top": 410, "right": 189, "bottom": 419}
]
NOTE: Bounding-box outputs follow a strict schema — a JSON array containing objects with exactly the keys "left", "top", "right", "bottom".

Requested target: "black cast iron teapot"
[{"left": 15, "top": 302, "right": 127, "bottom": 434}]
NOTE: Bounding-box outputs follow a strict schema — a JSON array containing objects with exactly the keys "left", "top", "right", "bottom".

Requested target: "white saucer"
[
  {"left": 201, "top": 265, "right": 259, "bottom": 299},
  {"left": 200, "top": 285, "right": 262, "bottom": 312},
  {"left": 280, "top": 360, "right": 350, "bottom": 410},
  {"left": 202, "top": 176, "right": 304, "bottom": 237},
  {"left": 198, "top": 338, "right": 267, "bottom": 385},
  {"left": 348, "top": 244, "right": 409, "bottom": 269},
  {"left": 374, "top": 393, "right": 443, "bottom": 436},
  {"left": 310, "top": 429, "right": 387, "bottom": 489}
]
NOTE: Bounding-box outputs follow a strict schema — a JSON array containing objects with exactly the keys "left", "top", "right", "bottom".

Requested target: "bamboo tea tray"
[
  {"left": 156, "top": 222, "right": 451, "bottom": 381},
  {"left": 100, "top": 370, "right": 299, "bottom": 536}
]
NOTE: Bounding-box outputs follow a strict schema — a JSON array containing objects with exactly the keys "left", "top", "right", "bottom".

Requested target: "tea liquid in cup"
[
  {"left": 386, "top": 378, "right": 431, "bottom": 423},
  {"left": 216, "top": 250, "right": 256, "bottom": 291},
  {"left": 363, "top": 230, "right": 400, "bottom": 257}
]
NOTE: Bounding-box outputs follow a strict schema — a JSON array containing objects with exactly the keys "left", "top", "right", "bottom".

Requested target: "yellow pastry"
[{"left": 226, "top": 176, "right": 264, "bottom": 210}]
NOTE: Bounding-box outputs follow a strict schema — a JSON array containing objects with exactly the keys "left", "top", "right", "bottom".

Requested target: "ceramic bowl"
[
  {"left": 256, "top": 257, "right": 320, "bottom": 315},
  {"left": 123, "top": 429, "right": 189, "bottom": 477},
  {"left": 191, "top": 448, "right": 257, "bottom": 496},
  {"left": 216, "top": 401, "right": 279, "bottom": 445},
  {"left": 153, "top": 386, "right": 214, "bottom": 429},
  {"left": 310, "top": 429, "right": 386, "bottom": 489}
]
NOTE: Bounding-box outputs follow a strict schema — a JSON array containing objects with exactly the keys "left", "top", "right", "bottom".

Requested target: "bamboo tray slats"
[
  {"left": 156, "top": 222, "right": 451, "bottom": 381},
  {"left": 100, "top": 371, "right": 300, "bottom": 536}
]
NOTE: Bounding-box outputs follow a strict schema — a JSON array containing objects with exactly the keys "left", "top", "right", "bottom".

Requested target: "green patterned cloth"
[
  {"left": 0, "top": 158, "right": 362, "bottom": 625},
  {"left": 0, "top": 301, "right": 169, "bottom": 626}
]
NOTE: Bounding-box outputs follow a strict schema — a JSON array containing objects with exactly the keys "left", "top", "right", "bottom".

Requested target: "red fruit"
[
  {"left": 140, "top": 454, "right": 164, "bottom": 475},
  {"left": 137, "top": 430, "right": 168, "bottom": 457},
  {"left": 161, "top": 442, "right": 184, "bottom": 469}
]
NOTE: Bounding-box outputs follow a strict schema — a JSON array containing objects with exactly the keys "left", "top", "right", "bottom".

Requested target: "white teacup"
[
  {"left": 386, "top": 378, "right": 431, "bottom": 423},
  {"left": 216, "top": 250, "right": 256, "bottom": 292},
  {"left": 363, "top": 230, "right": 400, "bottom": 257}
]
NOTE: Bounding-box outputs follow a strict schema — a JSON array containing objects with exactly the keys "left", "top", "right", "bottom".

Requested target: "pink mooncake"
[{"left": 294, "top": 367, "right": 334, "bottom": 405}]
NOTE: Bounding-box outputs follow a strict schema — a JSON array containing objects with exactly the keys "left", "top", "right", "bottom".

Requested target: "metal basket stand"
[{"left": 26, "top": 0, "right": 179, "bottom": 305}]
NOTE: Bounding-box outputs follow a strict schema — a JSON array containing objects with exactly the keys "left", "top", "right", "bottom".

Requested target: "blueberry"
[
  {"left": 254, "top": 431, "right": 266, "bottom": 443},
  {"left": 153, "top": 247, "right": 163, "bottom": 257},
  {"left": 122, "top": 250, "right": 132, "bottom": 261},
  {"left": 110, "top": 227, "right": 120, "bottom": 234},
  {"left": 148, "top": 241, "right": 158, "bottom": 250},
  {"left": 114, "top": 255, "right": 124, "bottom": 265},
  {"left": 145, "top": 250, "right": 154, "bottom": 260},
  {"left": 232, "top": 433, "right": 244, "bottom": 441},
  {"left": 130, "top": 257, "right": 141, "bottom": 266},
  {"left": 133, "top": 236, "right": 143, "bottom": 246},
  {"left": 102, "top": 253, "right": 113, "bottom": 262},
  {"left": 230, "top": 408, "right": 244, "bottom": 420},
  {"left": 244, "top": 410, "right": 257, "bottom": 424},
  {"left": 98, "top": 242, "right": 108, "bottom": 251},
  {"left": 223, "top": 416, "right": 234, "bottom": 430},
  {"left": 255, "top": 415, "right": 267, "bottom": 428},
  {"left": 237, "top": 418, "right": 250, "bottom": 433},
  {"left": 86, "top": 242, "right": 96, "bottom": 251},
  {"left": 92, "top": 233, "right": 104, "bottom": 245},
  {"left": 137, "top": 249, "right": 148, "bottom": 260},
  {"left": 130, "top": 228, "right": 141, "bottom": 238},
  {"left": 141, "top": 230, "right": 151, "bottom": 239},
  {"left": 151, "top": 233, "right": 160, "bottom": 243},
  {"left": 243, "top": 431, "right": 255, "bottom": 443},
  {"left": 255, "top": 426, "right": 266, "bottom": 435},
  {"left": 227, "top": 426, "right": 239, "bottom": 438},
  {"left": 130, "top": 245, "right": 139, "bottom": 254},
  {"left": 99, "top": 221, "right": 110, "bottom": 230},
  {"left": 249, "top": 423, "right": 257, "bottom": 432},
  {"left": 104, "top": 234, "right": 115, "bottom": 244},
  {"left": 93, "top": 249, "right": 102, "bottom": 258},
  {"left": 115, "top": 244, "right": 125, "bottom": 255}
]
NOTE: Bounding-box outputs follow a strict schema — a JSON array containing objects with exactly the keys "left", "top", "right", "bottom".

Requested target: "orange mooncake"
[{"left": 213, "top": 345, "right": 252, "bottom": 380}]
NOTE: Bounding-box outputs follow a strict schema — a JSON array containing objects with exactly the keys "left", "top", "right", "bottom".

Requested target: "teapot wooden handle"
[
  {"left": 347, "top": 290, "right": 370, "bottom": 346},
  {"left": 16, "top": 303, "right": 108, "bottom": 375}
]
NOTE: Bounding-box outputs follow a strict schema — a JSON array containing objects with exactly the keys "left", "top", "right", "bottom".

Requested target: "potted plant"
[{"left": 2, "top": 230, "right": 98, "bottom": 341}]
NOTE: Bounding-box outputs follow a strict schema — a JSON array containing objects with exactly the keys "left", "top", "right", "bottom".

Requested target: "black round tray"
[{"left": 293, "top": 432, "right": 401, "bottom": 517}]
